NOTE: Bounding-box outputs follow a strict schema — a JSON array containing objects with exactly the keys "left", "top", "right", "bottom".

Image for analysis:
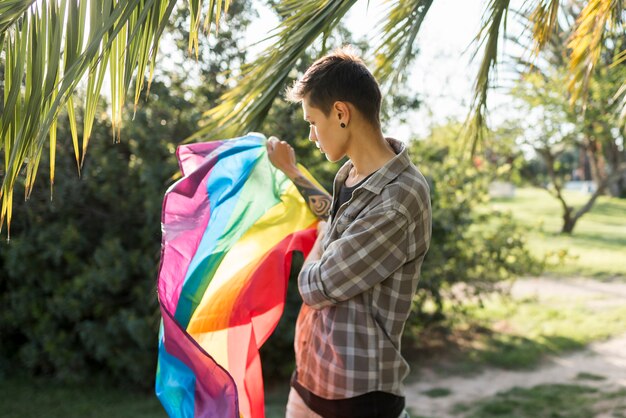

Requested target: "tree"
[
  {"left": 508, "top": 5, "right": 626, "bottom": 234},
  {"left": 1, "top": 0, "right": 625, "bottom": 235},
  {"left": 512, "top": 70, "right": 626, "bottom": 233}
]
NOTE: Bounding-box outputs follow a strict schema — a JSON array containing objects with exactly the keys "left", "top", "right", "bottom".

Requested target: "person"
[{"left": 266, "top": 46, "right": 432, "bottom": 418}]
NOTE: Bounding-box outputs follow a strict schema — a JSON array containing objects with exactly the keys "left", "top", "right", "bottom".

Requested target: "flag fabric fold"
[{"left": 156, "top": 133, "right": 319, "bottom": 418}]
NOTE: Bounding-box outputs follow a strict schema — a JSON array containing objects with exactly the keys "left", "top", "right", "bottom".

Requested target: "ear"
[{"left": 333, "top": 101, "right": 351, "bottom": 126}]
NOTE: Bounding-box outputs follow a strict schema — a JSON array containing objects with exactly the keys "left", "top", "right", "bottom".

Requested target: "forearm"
[
  {"left": 284, "top": 168, "right": 332, "bottom": 221},
  {"left": 299, "top": 208, "right": 409, "bottom": 309},
  {"left": 266, "top": 137, "right": 332, "bottom": 220}
]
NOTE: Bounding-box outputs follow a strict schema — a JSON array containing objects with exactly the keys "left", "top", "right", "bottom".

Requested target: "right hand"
[
  {"left": 317, "top": 220, "right": 328, "bottom": 240},
  {"left": 307, "top": 221, "right": 327, "bottom": 262},
  {"left": 267, "top": 136, "right": 298, "bottom": 177}
]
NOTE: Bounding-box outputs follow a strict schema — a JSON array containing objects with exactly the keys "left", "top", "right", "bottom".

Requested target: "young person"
[{"left": 267, "top": 47, "right": 432, "bottom": 418}]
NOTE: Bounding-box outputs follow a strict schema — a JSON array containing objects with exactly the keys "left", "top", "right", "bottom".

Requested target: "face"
[{"left": 302, "top": 97, "right": 347, "bottom": 162}]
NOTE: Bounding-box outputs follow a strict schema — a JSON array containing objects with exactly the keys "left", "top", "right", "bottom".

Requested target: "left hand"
[{"left": 267, "top": 136, "right": 298, "bottom": 178}]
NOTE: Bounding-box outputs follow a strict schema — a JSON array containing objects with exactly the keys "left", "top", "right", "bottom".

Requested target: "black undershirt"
[
  {"left": 291, "top": 373, "right": 405, "bottom": 418},
  {"left": 331, "top": 173, "right": 373, "bottom": 219},
  {"left": 294, "top": 171, "right": 405, "bottom": 418}
]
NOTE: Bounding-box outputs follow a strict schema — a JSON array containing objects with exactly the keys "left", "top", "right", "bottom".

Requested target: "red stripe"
[{"left": 226, "top": 227, "right": 317, "bottom": 418}]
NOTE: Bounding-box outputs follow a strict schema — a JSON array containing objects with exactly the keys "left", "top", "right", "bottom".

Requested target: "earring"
[{"left": 340, "top": 122, "right": 346, "bottom": 128}]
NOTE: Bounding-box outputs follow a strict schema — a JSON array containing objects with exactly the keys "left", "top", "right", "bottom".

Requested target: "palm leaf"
[
  {"left": 186, "top": 0, "right": 359, "bottom": 142},
  {"left": 188, "top": 0, "right": 231, "bottom": 58},
  {"left": 465, "top": 0, "right": 511, "bottom": 154},
  {"left": 372, "top": 0, "right": 433, "bottom": 89},
  {"left": 529, "top": 0, "right": 561, "bottom": 55},
  {"left": 566, "top": 0, "right": 620, "bottom": 106},
  {"left": 0, "top": 0, "right": 226, "bottom": 237},
  {"left": 611, "top": 47, "right": 626, "bottom": 67},
  {"left": 0, "top": 0, "right": 36, "bottom": 34}
]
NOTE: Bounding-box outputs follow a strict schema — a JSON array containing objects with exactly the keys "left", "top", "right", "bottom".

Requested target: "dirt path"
[{"left": 404, "top": 276, "right": 626, "bottom": 418}]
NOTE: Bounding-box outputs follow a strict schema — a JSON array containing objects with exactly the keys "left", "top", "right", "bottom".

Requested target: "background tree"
[
  {"left": 507, "top": 6, "right": 626, "bottom": 233},
  {"left": 401, "top": 121, "right": 541, "bottom": 350}
]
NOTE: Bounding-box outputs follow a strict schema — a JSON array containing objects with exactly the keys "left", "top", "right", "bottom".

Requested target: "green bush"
[
  {"left": 0, "top": 2, "right": 257, "bottom": 388},
  {"left": 406, "top": 137, "right": 541, "bottom": 333},
  {"left": 0, "top": 105, "right": 173, "bottom": 387}
]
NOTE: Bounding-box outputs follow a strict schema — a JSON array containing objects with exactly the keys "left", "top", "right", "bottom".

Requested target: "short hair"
[{"left": 286, "top": 46, "right": 382, "bottom": 128}]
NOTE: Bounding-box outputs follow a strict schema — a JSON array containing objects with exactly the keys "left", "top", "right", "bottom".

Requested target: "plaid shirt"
[{"left": 295, "top": 138, "right": 432, "bottom": 399}]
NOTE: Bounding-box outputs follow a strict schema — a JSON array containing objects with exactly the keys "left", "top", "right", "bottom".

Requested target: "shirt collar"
[{"left": 335, "top": 138, "right": 410, "bottom": 195}]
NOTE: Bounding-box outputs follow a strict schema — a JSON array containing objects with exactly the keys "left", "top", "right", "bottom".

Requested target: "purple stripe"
[
  {"left": 177, "top": 141, "right": 225, "bottom": 177},
  {"left": 157, "top": 141, "right": 231, "bottom": 313},
  {"left": 161, "top": 303, "right": 239, "bottom": 418}
]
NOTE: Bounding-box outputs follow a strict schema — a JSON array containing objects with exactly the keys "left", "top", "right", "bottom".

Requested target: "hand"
[
  {"left": 267, "top": 136, "right": 299, "bottom": 178},
  {"left": 305, "top": 221, "right": 326, "bottom": 263},
  {"left": 306, "top": 220, "right": 327, "bottom": 261},
  {"left": 316, "top": 220, "right": 328, "bottom": 241}
]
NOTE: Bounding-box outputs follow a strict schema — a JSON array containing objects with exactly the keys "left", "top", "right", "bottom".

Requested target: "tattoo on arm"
[{"left": 292, "top": 175, "right": 332, "bottom": 221}]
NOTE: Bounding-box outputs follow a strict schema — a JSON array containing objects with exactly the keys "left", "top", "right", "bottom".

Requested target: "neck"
[{"left": 346, "top": 125, "right": 396, "bottom": 178}]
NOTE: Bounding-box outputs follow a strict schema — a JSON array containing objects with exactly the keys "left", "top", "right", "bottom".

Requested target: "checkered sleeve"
[{"left": 298, "top": 207, "right": 409, "bottom": 309}]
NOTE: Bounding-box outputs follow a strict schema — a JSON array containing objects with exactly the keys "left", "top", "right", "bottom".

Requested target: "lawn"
[
  {"left": 454, "top": 384, "right": 626, "bottom": 418},
  {"left": 490, "top": 187, "right": 626, "bottom": 279},
  {"left": 0, "top": 376, "right": 289, "bottom": 418},
  {"left": 0, "top": 377, "right": 166, "bottom": 418},
  {"left": 444, "top": 294, "right": 626, "bottom": 372},
  {"left": 403, "top": 289, "right": 626, "bottom": 379}
]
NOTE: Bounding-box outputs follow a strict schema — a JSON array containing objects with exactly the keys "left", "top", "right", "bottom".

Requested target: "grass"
[
  {"left": 467, "top": 295, "right": 626, "bottom": 368},
  {"left": 490, "top": 187, "right": 626, "bottom": 279},
  {"left": 265, "top": 382, "right": 290, "bottom": 418},
  {"left": 575, "top": 372, "right": 607, "bottom": 381},
  {"left": 0, "top": 376, "right": 290, "bottom": 418},
  {"left": 406, "top": 293, "right": 626, "bottom": 375},
  {"left": 0, "top": 377, "right": 167, "bottom": 418},
  {"left": 422, "top": 387, "right": 453, "bottom": 398},
  {"left": 456, "top": 384, "right": 626, "bottom": 418}
]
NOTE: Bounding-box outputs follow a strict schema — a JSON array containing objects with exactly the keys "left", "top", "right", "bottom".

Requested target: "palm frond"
[
  {"left": 0, "top": 0, "right": 36, "bottom": 34},
  {"left": 371, "top": 0, "right": 433, "bottom": 89},
  {"left": 186, "top": 0, "right": 359, "bottom": 142},
  {"left": 529, "top": 0, "right": 561, "bottom": 54},
  {"left": 610, "top": 46, "right": 626, "bottom": 67},
  {"left": 189, "top": 0, "right": 231, "bottom": 58},
  {"left": 465, "top": 0, "right": 511, "bottom": 154},
  {"left": 0, "top": 0, "right": 227, "bottom": 237},
  {"left": 566, "top": 0, "right": 618, "bottom": 106},
  {"left": 609, "top": 0, "right": 624, "bottom": 26},
  {"left": 615, "top": 81, "right": 626, "bottom": 124}
]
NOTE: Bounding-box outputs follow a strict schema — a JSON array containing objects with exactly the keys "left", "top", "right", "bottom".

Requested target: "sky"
[
  {"left": 105, "top": 0, "right": 522, "bottom": 141},
  {"left": 245, "top": 0, "right": 517, "bottom": 140},
  {"left": 345, "top": 0, "right": 485, "bottom": 138}
]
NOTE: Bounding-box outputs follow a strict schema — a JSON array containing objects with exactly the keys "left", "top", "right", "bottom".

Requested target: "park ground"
[{"left": 1, "top": 187, "right": 625, "bottom": 418}]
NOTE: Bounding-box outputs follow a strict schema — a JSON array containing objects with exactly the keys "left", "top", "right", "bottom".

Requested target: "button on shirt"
[{"left": 295, "top": 137, "right": 432, "bottom": 399}]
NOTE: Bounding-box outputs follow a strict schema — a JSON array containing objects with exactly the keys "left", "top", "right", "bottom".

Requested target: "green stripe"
[{"left": 178, "top": 153, "right": 291, "bottom": 329}]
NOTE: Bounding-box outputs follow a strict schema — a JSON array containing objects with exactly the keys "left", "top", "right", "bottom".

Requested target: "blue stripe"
[
  {"left": 174, "top": 134, "right": 265, "bottom": 326},
  {"left": 155, "top": 322, "right": 196, "bottom": 418}
]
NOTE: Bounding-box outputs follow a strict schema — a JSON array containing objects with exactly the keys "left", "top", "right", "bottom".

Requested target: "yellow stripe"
[{"left": 187, "top": 182, "right": 317, "bottom": 366}]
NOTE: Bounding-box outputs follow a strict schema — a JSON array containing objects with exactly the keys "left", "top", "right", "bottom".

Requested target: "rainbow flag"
[{"left": 155, "top": 133, "right": 319, "bottom": 418}]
